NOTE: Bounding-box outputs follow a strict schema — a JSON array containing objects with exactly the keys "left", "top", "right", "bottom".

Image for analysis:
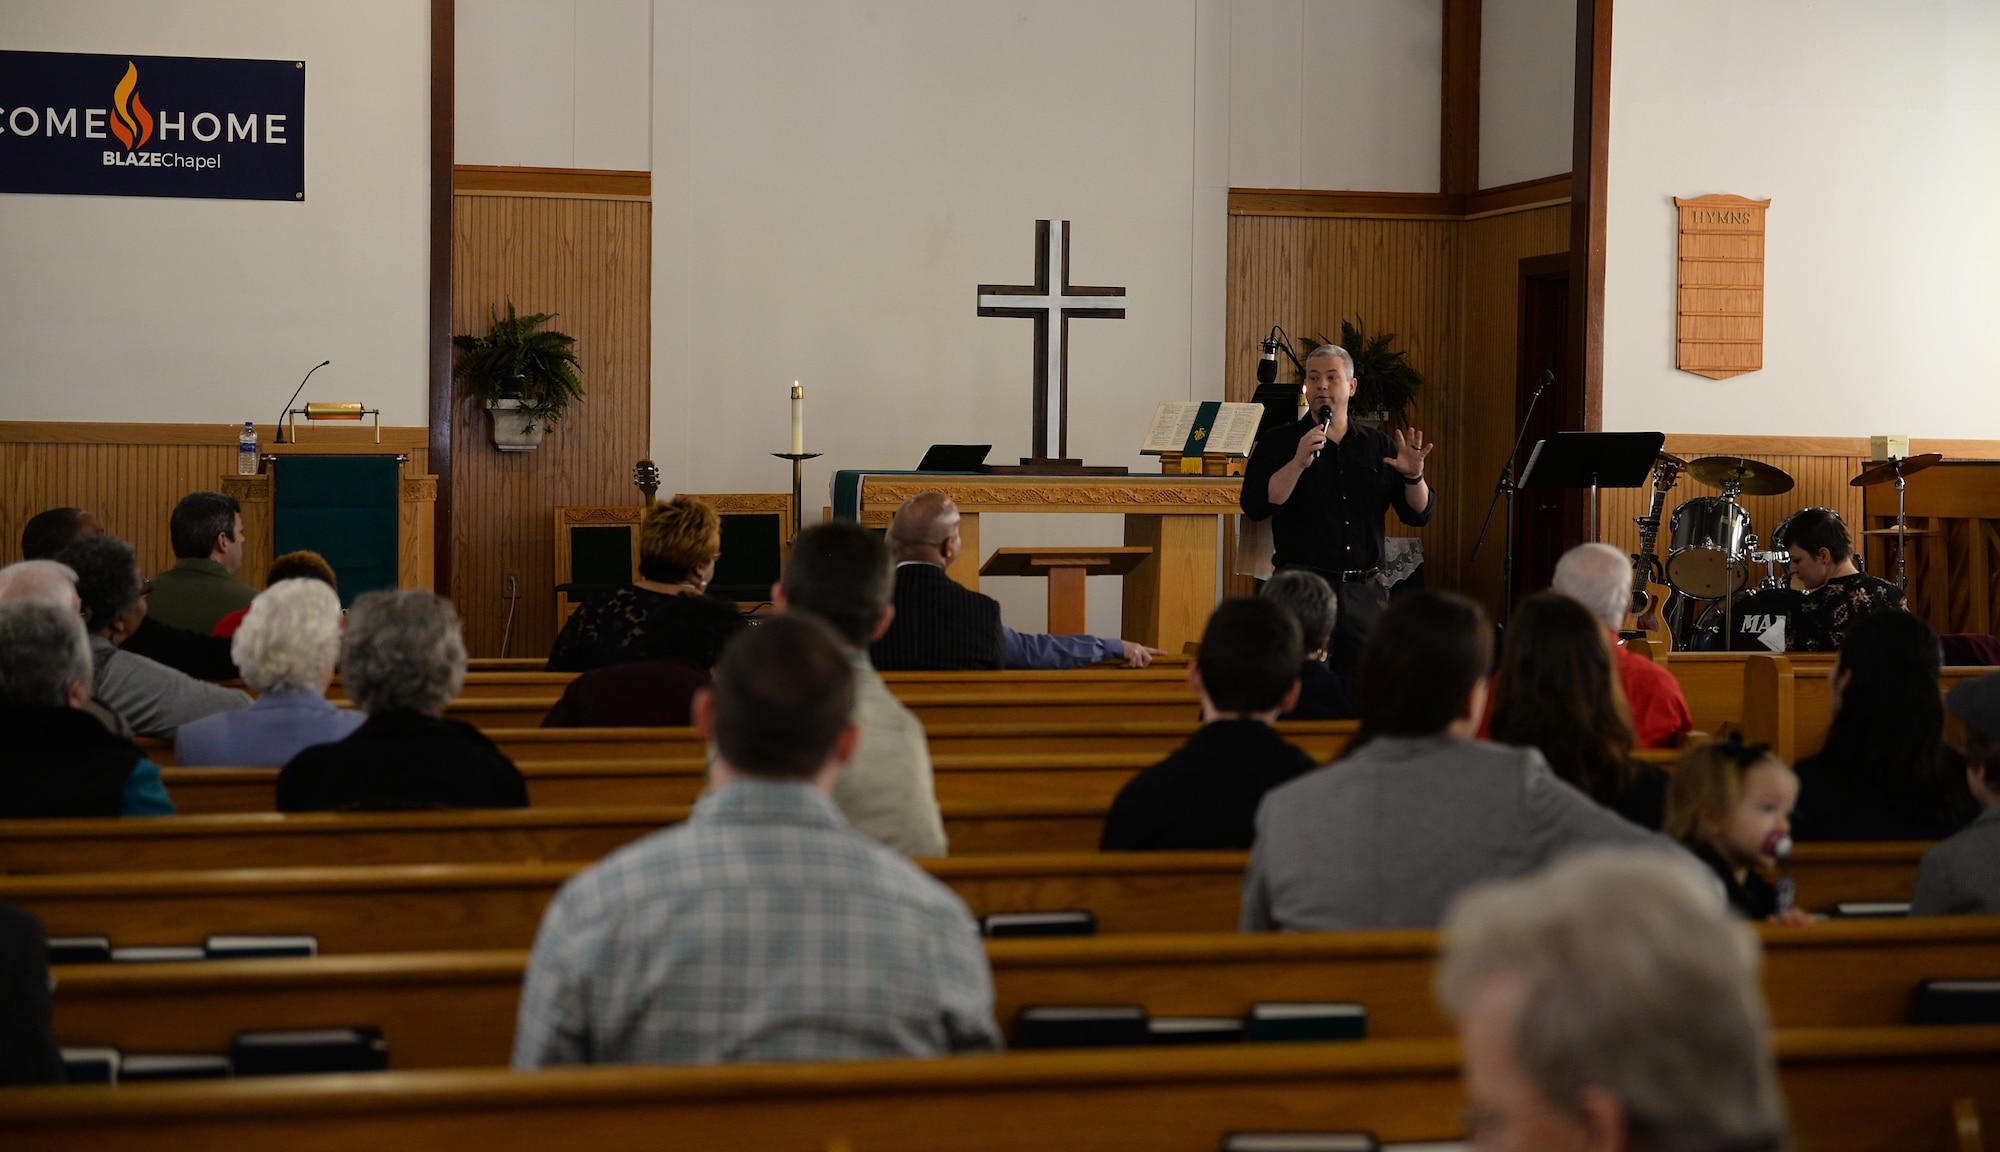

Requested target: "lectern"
[
  {"left": 222, "top": 440, "right": 436, "bottom": 596},
  {"left": 979, "top": 547, "right": 1152, "bottom": 635}
]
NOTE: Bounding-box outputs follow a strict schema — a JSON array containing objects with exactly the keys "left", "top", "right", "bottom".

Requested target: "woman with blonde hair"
[
  {"left": 175, "top": 577, "right": 362, "bottom": 766},
  {"left": 546, "top": 495, "right": 744, "bottom": 672}
]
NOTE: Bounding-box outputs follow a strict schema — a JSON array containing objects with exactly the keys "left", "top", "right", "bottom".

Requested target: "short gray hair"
[
  {"left": 340, "top": 589, "right": 467, "bottom": 717},
  {"left": 233, "top": 579, "right": 345, "bottom": 695},
  {"left": 1260, "top": 568, "right": 1338, "bottom": 650},
  {"left": 1304, "top": 342, "right": 1354, "bottom": 377},
  {"left": 1437, "top": 849, "right": 1786, "bottom": 1152},
  {"left": 0, "top": 560, "right": 81, "bottom": 611},
  {"left": 0, "top": 599, "right": 94, "bottom": 708},
  {"left": 1552, "top": 542, "right": 1632, "bottom": 631}
]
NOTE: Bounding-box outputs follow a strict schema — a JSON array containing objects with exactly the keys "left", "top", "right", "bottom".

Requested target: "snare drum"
[
  {"left": 1667, "top": 497, "right": 1752, "bottom": 599},
  {"left": 1692, "top": 587, "right": 1805, "bottom": 652}
]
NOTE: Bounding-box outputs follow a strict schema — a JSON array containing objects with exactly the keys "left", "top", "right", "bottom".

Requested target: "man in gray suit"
[
  {"left": 1913, "top": 672, "right": 2000, "bottom": 915},
  {"left": 1242, "top": 590, "right": 1673, "bottom": 932}
]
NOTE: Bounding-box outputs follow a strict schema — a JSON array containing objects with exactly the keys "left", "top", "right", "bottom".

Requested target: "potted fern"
[
  {"left": 1312, "top": 317, "right": 1424, "bottom": 430},
  {"left": 453, "top": 301, "right": 584, "bottom": 452}
]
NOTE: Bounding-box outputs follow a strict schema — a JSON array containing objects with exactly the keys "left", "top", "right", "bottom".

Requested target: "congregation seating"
[
  {"left": 0, "top": 843, "right": 1943, "bottom": 954},
  {"left": 2, "top": 1027, "right": 1995, "bottom": 1151},
  {"left": 42, "top": 918, "right": 2000, "bottom": 1067},
  {"left": 139, "top": 719, "right": 1368, "bottom": 769},
  {"left": 1742, "top": 654, "right": 1994, "bottom": 763}
]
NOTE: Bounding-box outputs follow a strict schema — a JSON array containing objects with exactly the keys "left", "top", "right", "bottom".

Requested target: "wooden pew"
[
  {"left": 1743, "top": 654, "right": 1996, "bottom": 764},
  {"left": 0, "top": 799, "right": 1116, "bottom": 873},
  {"left": 4, "top": 1027, "right": 1997, "bottom": 1152},
  {"left": 0, "top": 852, "right": 1248, "bottom": 951},
  {"left": 429, "top": 689, "right": 1206, "bottom": 732},
  {"left": 0, "top": 842, "right": 1941, "bottom": 954},
  {"left": 334, "top": 666, "right": 1197, "bottom": 704},
  {"left": 47, "top": 918, "right": 2000, "bottom": 1068},
  {"left": 141, "top": 720, "right": 1365, "bottom": 769},
  {"left": 160, "top": 753, "right": 1171, "bottom": 813}
]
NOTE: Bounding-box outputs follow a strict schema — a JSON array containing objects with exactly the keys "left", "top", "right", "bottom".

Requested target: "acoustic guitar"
[
  {"left": 632, "top": 458, "right": 661, "bottom": 507},
  {"left": 1626, "top": 453, "right": 1685, "bottom": 645}
]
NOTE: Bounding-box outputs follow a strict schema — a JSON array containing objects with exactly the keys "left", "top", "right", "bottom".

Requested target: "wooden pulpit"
[
  {"left": 222, "top": 445, "right": 436, "bottom": 598},
  {"left": 979, "top": 547, "right": 1152, "bottom": 635}
]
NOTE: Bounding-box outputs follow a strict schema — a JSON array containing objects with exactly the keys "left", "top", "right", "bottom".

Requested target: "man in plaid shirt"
[{"left": 512, "top": 614, "right": 1002, "bottom": 1067}]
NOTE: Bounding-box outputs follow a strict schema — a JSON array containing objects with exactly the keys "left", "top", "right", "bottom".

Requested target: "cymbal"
[
  {"left": 1687, "top": 455, "right": 1796, "bottom": 496},
  {"left": 1850, "top": 452, "right": 1943, "bottom": 487}
]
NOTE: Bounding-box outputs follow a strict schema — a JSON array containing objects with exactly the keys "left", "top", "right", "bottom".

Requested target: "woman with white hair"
[
  {"left": 276, "top": 590, "right": 526, "bottom": 811},
  {"left": 174, "top": 579, "right": 363, "bottom": 767}
]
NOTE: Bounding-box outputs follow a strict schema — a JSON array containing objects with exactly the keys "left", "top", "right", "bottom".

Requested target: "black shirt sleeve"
[{"left": 0, "top": 903, "right": 63, "bottom": 1086}]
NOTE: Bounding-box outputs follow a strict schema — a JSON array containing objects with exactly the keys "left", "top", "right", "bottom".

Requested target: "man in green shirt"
[{"left": 146, "top": 491, "right": 255, "bottom": 634}]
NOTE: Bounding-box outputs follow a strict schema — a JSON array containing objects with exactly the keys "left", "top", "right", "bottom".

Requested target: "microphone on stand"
[
  {"left": 1256, "top": 338, "right": 1280, "bottom": 385},
  {"left": 274, "top": 360, "right": 331, "bottom": 444},
  {"left": 1310, "top": 405, "right": 1334, "bottom": 462}
]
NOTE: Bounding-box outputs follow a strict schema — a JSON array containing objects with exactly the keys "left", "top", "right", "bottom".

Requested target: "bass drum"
[
  {"left": 1667, "top": 497, "right": 1753, "bottom": 599},
  {"left": 1691, "top": 587, "right": 1806, "bottom": 652}
]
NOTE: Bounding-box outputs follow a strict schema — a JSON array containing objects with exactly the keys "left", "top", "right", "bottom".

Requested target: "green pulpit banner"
[{"left": 273, "top": 455, "right": 400, "bottom": 607}]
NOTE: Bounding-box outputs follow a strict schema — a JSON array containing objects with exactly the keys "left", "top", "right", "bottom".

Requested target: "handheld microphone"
[
  {"left": 1310, "top": 404, "right": 1334, "bottom": 462},
  {"left": 274, "top": 360, "right": 331, "bottom": 444},
  {"left": 1256, "top": 338, "right": 1279, "bottom": 385}
]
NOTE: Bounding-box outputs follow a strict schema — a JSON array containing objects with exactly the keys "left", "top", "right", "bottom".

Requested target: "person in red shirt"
[
  {"left": 1552, "top": 542, "right": 1693, "bottom": 749},
  {"left": 210, "top": 551, "right": 339, "bottom": 638}
]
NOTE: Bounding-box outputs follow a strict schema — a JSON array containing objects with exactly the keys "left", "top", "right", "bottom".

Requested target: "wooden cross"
[{"left": 977, "top": 220, "right": 1128, "bottom": 472}]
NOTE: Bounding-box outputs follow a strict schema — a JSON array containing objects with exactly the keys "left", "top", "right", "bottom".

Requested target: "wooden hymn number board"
[{"left": 1675, "top": 194, "right": 1770, "bottom": 379}]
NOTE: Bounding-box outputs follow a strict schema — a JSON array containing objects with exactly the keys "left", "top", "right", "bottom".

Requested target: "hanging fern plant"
[
  {"left": 452, "top": 301, "right": 585, "bottom": 437},
  {"left": 1310, "top": 317, "right": 1424, "bottom": 429}
]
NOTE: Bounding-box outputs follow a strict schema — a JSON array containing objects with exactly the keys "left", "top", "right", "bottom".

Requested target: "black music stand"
[{"left": 1519, "top": 432, "right": 1666, "bottom": 542}]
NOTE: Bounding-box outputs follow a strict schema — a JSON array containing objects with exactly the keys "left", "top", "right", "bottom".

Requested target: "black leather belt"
[{"left": 1285, "top": 563, "right": 1382, "bottom": 584}]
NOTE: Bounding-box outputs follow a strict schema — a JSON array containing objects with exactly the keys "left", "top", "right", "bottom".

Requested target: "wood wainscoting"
[
  {"left": 1225, "top": 175, "right": 1570, "bottom": 604},
  {"left": 0, "top": 423, "right": 430, "bottom": 590},
  {"left": 450, "top": 167, "right": 651, "bottom": 659}
]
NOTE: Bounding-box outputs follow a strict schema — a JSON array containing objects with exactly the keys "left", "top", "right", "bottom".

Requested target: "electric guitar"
[{"left": 1627, "top": 453, "right": 1685, "bottom": 644}]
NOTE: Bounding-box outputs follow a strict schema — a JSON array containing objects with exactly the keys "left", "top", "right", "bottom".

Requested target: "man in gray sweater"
[{"left": 1243, "top": 590, "right": 1671, "bottom": 932}]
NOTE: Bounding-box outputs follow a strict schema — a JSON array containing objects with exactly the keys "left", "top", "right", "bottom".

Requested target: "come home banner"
[{"left": 0, "top": 50, "right": 305, "bottom": 202}]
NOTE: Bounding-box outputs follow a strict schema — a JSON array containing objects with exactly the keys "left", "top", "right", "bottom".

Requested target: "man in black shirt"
[
  {"left": 1099, "top": 598, "right": 1317, "bottom": 851},
  {"left": 1240, "top": 343, "right": 1436, "bottom": 673},
  {"left": 1782, "top": 507, "right": 1906, "bottom": 651}
]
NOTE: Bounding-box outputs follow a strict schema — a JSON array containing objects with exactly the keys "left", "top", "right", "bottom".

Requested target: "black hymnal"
[
  {"left": 207, "top": 934, "right": 319, "bottom": 960},
  {"left": 47, "top": 935, "right": 112, "bottom": 965},
  {"left": 1829, "top": 901, "right": 1911, "bottom": 919},
  {"left": 1246, "top": 1002, "right": 1367, "bottom": 1042},
  {"left": 1147, "top": 1016, "right": 1246, "bottom": 1045},
  {"left": 119, "top": 1053, "right": 234, "bottom": 1081},
  {"left": 1223, "top": 1134, "right": 1379, "bottom": 1152},
  {"left": 916, "top": 444, "right": 992, "bottom": 472},
  {"left": 1013, "top": 1005, "right": 1149, "bottom": 1049},
  {"left": 979, "top": 910, "right": 1096, "bottom": 938},
  {"left": 232, "top": 1028, "right": 389, "bottom": 1076},
  {"left": 59, "top": 1047, "right": 120, "bottom": 1084},
  {"left": 1914, "top": 979, "right": 2000, "bottom": 1025}
]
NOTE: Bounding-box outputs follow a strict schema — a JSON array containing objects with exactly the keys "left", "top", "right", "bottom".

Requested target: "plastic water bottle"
[{"left": 238, "top": 421, "right": 259, "bottom": 475}]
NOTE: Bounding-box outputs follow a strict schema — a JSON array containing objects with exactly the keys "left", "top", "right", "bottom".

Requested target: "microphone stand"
[
  {"left": 1470, "top": 371, "right": 1550, "bottom": 622},
  {"left": 274, "top": 360, "right": 330, "bottom": 444}
]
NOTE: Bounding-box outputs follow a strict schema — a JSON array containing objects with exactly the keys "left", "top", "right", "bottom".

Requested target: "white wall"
[
  {"left": 1229, "top": 0, "right": 1442, "bottom": 191},
  {"left": 1603, "top": 0, "right": 2000, "bottom": 438},
  {"left": 455, "top": 0, "right": 651, "bottom": 170},
  {"left": 651, "top": 0, "right": 1224, "bottom": 633},
  {"left": 1478, "top": 0, "right": 1571, "bottom": 189},
  {"left": 0, "top": 1, "right": 431, "bottom": 425}
]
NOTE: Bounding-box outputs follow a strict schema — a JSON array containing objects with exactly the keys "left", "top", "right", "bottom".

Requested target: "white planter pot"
[{"left": 485, "top": 399, "right": 546, "bottom": 452}]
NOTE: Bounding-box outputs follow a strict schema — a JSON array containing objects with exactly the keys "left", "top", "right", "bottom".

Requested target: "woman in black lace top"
[{"left": 546, "top": 496, "right": 745, "bottom": 672}]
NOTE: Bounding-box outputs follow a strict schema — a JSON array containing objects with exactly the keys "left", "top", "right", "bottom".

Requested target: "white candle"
[{"left": 790, "top": 381, "right": 804, "bottom": 454}]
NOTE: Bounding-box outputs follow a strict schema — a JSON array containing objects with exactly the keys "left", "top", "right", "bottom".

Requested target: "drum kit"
[{"left": 1636, "top": 451, "right": 1942, "bottom": 652}]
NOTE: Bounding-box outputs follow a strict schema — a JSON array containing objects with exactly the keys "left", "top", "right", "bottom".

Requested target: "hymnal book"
[
  {"left": 232, "top": 1028, "right": 389, "bottom": 1076},
  {"left": 1246, "top": 1002, "right": 1367, "bottom": 1042},
  {"left": 47, "top": 935, "right": 112, "bottom": 964},
  {"left": 979, "top": 910, "right": 1096, "bottom": 938},
  {"left": 206, "top": 934, "right": 319, "bottom": 959},
  {"left": 1147, "top": 1016, "right": 1247, "bottom": 1045},
  {"left": 1830, "top": 901, "right": 1911, "bottom": 919},
  {"left": 60, "top": 1047, "right": 121, "bottom": 1084},
  {"left": 110, "top": 945, "right": 207, "bottom": 963},
  {"left": 1141, "top": 401, "right": 1262, "bottom": 457},
  {"left": 1013, "top": 1005, "right": 1150, "bottom": 1049},
  {"left": 1222, "top": 1134, "right": 1379, "bottom": 1152},
  {"left": 1914, "top": 979, "right": 2000, "bottom": 1025},
  {"left": 118, "top": 1053, "right": 234, "bottom": 1081}
]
